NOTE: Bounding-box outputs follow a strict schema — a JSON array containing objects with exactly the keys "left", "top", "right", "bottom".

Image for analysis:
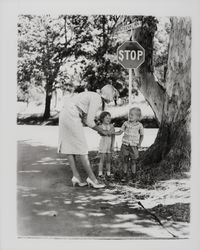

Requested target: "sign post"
[
  {"left": 117, "top": 28, "right": 145, "bottom": 114},
  {"left": 129, "top": 27, "right": 134, "bottom": 111},
  {"left": 128, "top": 68, "right": 132, "bottom": 110}
]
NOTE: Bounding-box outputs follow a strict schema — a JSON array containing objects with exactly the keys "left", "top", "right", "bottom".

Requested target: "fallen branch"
[{"left": 138, "top": 201, "right": 177, "bottom": 238}]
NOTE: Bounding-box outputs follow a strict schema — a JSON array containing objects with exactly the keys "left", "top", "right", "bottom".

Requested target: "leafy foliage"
[
  {"left": 17, "top": 15, "right": 171, "bottom": 116},
  {"left": 82, "top": 15, "right": 127, "bottom": 91},
  {"left": 18, "top": 15, "right": 93, "bottom": 118}
]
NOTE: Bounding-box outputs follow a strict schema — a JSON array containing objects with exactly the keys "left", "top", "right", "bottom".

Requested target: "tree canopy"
[{"left": 17, "top": 15, "right": 170, "bottom": 118}]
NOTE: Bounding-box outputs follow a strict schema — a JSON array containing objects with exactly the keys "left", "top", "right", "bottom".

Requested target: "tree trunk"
[
  {"left": 43, "top": 84, "right": 53, "bottom": 120},
  {"left": 54, "top": 90, "right": 58, "bottom": 109},
  {"left": 134, "top": 17, "right": 191, "bottom": 182}
]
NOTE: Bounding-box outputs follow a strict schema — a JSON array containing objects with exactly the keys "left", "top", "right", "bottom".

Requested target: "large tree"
[
  {"left": 131, "top": 16, "right": 191, "bottom": 182},
  {"left": 18, "top": 15, "right": 92, "bottom": 119}
]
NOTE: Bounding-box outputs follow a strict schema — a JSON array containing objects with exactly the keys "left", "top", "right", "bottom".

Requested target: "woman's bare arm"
[{"left": 92, "top": 125, "right": 109, "bottom": 136}]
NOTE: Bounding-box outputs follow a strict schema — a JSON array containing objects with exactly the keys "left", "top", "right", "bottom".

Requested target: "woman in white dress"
[{"left": 58, "top": 84, "right": 117, "bottom": 188}]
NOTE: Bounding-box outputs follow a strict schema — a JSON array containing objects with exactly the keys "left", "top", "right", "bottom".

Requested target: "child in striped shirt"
[{"left": 115, "top": 107, "right": 144, "bottom": 181}]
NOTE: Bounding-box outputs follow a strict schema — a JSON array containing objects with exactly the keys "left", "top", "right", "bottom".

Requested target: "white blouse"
[{"left": 70, "top": 91, "right": 102, "bottom": 128}]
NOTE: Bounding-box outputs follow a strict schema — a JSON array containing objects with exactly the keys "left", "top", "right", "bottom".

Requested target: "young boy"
[{"left": 115, "top": 107, "right": 144, "bottom": 181}]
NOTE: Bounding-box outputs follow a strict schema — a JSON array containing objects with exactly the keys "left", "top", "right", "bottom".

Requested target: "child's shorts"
[{"left": 120, "top": 144, "right": 139, "bottom": 161}]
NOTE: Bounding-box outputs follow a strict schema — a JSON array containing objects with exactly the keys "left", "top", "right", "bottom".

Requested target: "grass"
[
  {"left": 17, "top": 97, "right": 159, "bottom": 128},
  {"left": 88, "top": 150, "right": 190, "bottom": 224},
  {"left": 17, "top": 111, "right": 158, "bottom": 128}
]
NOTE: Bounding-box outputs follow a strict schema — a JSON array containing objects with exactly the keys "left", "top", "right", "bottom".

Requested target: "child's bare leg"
[
  {"left": 106, "top": 153, "right": 111, "bottom": 176},
  {"left": 131, "top": 160, "right": 136, "bottom": 174},
  {"left": 130, "top": 159, "right": 137, "bottom": 182},
  {"left": 131, "top": 146, "right": 139, "bottom": 176},
  {"left": 123, "top": 157, "right": 128, "bottom": 174},
  {"left": 99, "top": 153, "right": 105, "bottom": 176},
  {"left": 121, "top": 157, "right": 129, "bottom": 181},
  {"left": 123, "top": 163, "right": 128, "bottom": 174}
]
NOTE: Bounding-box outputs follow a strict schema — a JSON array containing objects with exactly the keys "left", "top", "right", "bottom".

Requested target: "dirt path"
[{"left": 17, "top": 138, "right": 188, "bottom": 238}]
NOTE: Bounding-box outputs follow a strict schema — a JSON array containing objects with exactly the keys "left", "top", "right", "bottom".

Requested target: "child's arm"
[
  {"left": 138, "top": 124, "right": 144, "bottom": 147},
  {"left": 106, "top": 124, "right": 122, "bottom": 136},
  {"left": 114, "top": 129, "right": 123, "bottom": 135},
  {"left": 138, "top": 134, "right": 144, "bottom": 147},
  {"left": 94, "top": 124, "right": 109, "bottom": 136},
  {"left": 110, "top": 125, "right": 115, "bottom": 151},
  {"left": 107, "top": 126, "right": 123, "bottom": 135},
  {"left": 111, "top": 135, "right": 115, "bottom": 150},
  {"left": 113, "top": 121, "right": 127, "bottom": 135}
]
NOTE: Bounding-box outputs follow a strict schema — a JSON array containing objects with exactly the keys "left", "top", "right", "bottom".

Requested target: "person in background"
[
  {"left": 58, "top": 84, "right": 117, "bottom": 189},
  {"left": 113, "top": 88, "right": 119, "bottom": 106},
  {"left": 114, "top": 107, "right": 144, "bottom": 182},
  {"left": 98, "top": 111, "right": 115, "bottom": 179}
]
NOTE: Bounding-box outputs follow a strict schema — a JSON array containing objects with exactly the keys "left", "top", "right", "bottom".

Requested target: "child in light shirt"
[{"left": 115, "top": 107, "right": 144, "bottom": 181}]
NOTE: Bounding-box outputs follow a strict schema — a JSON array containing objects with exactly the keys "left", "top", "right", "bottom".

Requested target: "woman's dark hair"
[{"left": 99, "top": 111, "right": 111, "bottom": 123}]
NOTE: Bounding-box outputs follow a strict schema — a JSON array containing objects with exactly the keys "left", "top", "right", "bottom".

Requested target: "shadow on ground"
[{"left": 17, "top": 140, "right": 188, "bottom": 238}]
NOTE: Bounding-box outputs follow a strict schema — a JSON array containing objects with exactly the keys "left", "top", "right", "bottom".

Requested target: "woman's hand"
[
  {"left": 99, "top": 129, "right": 115, "bottom": 136},
  {"left": 102, "top": 129, "right": 115, "bottom": 136},
  {"left": 93, "top": 125, "right": 106, "bottom": 135},
  {"left": 93, "top": 125, "right": 113, "bottom": 136},
  {"left": 105, "top": 130, "right": 111, "bottom": 136},
  {"left": 98, "top": 129, "right": 109, "bottom": 136}
]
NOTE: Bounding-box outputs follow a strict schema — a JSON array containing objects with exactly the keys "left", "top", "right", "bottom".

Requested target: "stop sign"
[{"left": 117, "top": 41, "right": 145, "bottom": 69}]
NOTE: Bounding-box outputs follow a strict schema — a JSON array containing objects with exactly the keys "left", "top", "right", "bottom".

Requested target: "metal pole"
[
  {"left": 129, "top": 68, "right": 132, "bottom": 112},
  {"left": 128, "top": 26, "right": 134, "bottom": 118}
]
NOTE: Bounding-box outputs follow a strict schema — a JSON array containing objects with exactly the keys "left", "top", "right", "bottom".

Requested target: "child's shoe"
[
  {"left": 98, "top": 171, "right": 103, "bottom": 178},
  {"left": 98, "top": 174, "right": 105, "bottom": 182},
  {"left": 106, "top": 171, "right": 111, "bottom": 178},
  {"left": 106, "top": 172, "right": 114, "bottom": 181},
  {"left": 121, "top": 173, "right": 128, "bottom": 182},
  {"left": 128, "top": 173, "right": 137, "bottom": 185},
  {"left": 131, "top": 173, "right": 136, "bottom": 181}
]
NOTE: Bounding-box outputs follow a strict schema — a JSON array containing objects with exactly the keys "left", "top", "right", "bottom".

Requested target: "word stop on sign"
[{"left": 118, "top": 50, "right": 144, "bottom": 61}]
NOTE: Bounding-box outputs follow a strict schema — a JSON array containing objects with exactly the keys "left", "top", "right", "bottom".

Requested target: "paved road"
[{"left": 17, "top": 126, "right": 186, "bottom": 238}]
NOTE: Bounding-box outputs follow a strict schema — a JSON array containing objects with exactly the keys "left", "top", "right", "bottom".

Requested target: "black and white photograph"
[
  {"left": 1, "top": 0, "right": 200, "bottom": 249},
  {"left": 16, "top": 14, "right": 191, "bottom": 238}
]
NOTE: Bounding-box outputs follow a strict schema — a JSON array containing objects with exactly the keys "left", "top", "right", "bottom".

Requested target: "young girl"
[
  {"left": 98, "top": 111, "right": 115, "bottom": 178},
  {"left": 115, "top": 107, "right": 144, "bottom": 181}
]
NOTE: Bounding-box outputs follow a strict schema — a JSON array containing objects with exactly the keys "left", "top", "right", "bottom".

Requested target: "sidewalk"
[{"left": 17, "top": 126, "right": 189, "bottom": 238}]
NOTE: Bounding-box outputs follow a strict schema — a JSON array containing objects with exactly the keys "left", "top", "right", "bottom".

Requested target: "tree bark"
[
  {"left": 134, "top": 17, "right": 191, "bottom": 182},
  {"left": 133, "top": 18, "right": 165, "bottom": 124},
  {"left": 135, "top": 71, "right": 165, "bottom": 124}
]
